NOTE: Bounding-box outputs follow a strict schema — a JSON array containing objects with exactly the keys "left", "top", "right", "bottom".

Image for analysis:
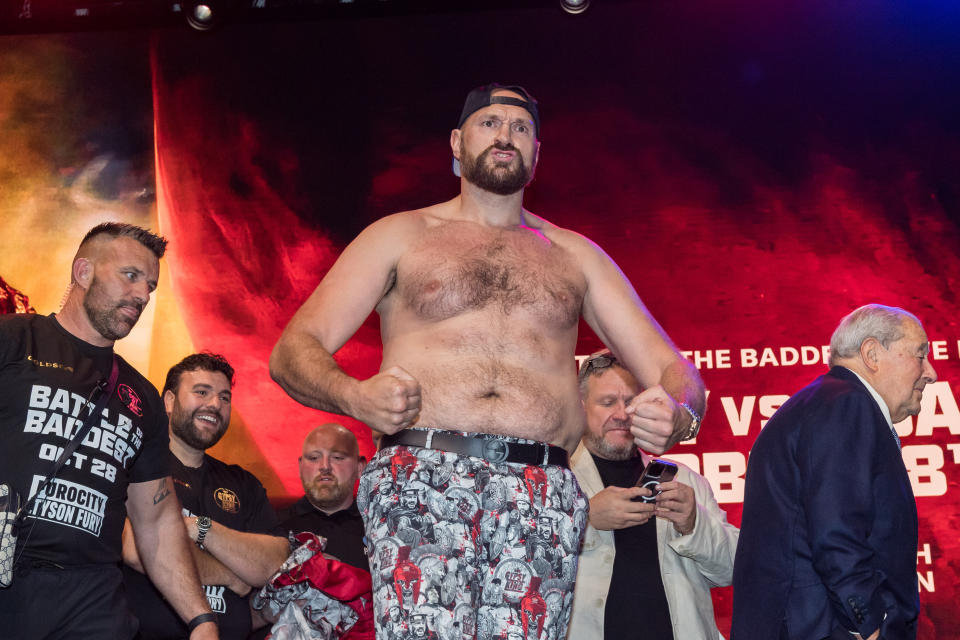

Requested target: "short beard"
[
  {"left": 305, "top": 480, "right": 349, "bottom": 511},
  {"left": 584, "top": 430, "right": 637, "bottom": 461},
  {"left": 460, "top": 140, "right": 532, "bottom": 196},
  {"left": 82, "top": 276, "right": 141, "bottom": 341},
  {"left": 170, "top": 406, "right": 227, "bottom": 450}
]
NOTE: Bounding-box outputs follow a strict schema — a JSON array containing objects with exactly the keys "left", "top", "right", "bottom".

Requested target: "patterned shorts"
[{"left": 357, "top": 429, "right": 588, "bottom": 640}]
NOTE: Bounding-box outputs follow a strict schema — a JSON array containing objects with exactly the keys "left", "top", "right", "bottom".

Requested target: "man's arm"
[
  {"left": 269, "top": 213, "right": 422, "bottom": 432},
  {"left": 123, "top": 518, "right": 256, "bottom": 596},
  {"left": 121, "top": 518, "right": 145, "bottom": 572},
  {"left": 126, "top": 478, "right": 218, "bottom": 639},
  {"left": 184, "top": 516, "right": 290, "bottom": 588},
  {"left": 573, "top": 232, "right": 706, "bottom": 452}
]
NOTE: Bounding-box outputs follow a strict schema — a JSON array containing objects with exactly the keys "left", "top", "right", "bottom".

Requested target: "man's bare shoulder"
[
  {"left": 363, "top": 199, "right": 458, "bottom": 242},
  {"left": 362, "top": 208, "right": 426, "bottom": 238},
  {"left": 522, "top": 210, "right": 605, "bottom": 257}
]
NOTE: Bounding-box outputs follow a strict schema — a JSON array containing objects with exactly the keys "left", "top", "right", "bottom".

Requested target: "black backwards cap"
[
  {"left": 453, "top": 82, "right": 540, "bottom": 177},
  {"left": 457, "top": 83, "right": 541, "bottom": 137}
]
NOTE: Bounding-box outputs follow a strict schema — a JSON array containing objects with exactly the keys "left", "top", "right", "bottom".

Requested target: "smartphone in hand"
[{"left": 633, "top": 459, "right": 678, "bottom": 503}]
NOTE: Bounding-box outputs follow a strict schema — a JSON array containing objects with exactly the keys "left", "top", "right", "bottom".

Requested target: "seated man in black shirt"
[
  {"left": 122, "top": 353, "right": 290, "bottom": 640},
  {"left": 249, "top": 423, "right": 370, "bottom": 639},
  {"left": 567, "top": 351, "right": 739, "bottom": 640},
  {"left": 275, "top": 422, "right": 369, "bottom": 571}
]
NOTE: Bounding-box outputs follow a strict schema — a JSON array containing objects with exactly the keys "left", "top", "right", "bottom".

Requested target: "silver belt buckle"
[{"left": 482, "top": 439, "right": 509, "bottom": 463}]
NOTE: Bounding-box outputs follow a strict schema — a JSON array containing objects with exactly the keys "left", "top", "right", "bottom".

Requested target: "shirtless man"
[{"left": 271, "top": 83, "right": 705, "bottom": 640}]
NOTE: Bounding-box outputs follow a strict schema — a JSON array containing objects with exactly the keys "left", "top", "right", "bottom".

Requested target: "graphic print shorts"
[{"left": 357, "top": 430, "right": 588, "bottom": 640}]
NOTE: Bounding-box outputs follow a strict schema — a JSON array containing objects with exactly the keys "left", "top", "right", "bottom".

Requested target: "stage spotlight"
[
  {"left": 560, "top": 0, "right": 589, "bottom": 14},
  {"left": 185, "top": 1, "right": 221, "bottom": 30}
]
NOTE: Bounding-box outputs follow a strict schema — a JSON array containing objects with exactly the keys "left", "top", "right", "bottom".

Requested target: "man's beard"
[
  {"left": 83, "top": 276, "right": 142, "bottom": 341},
  {"left": 584, "top": 427, "right": 637, "bottom": 461},
  {"left": 305, "top": 477, "right": 349, "bottom": 510},
  {"left": 459, "top": 140, "right": 533, "bottom": 195},
  {"left": 170, "top": 406, "right": 227, "bottom": 450}
]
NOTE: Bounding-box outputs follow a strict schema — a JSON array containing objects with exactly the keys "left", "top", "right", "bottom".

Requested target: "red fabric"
[
  {"left": 268, "top": 532, "right": 374, "bottom": 640},
  {"left": 0, "top": 276, "right": 34, "bottom": 315}
]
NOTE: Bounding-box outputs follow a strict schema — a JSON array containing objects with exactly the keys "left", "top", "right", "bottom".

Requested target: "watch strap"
[
  {"left": 195, "top": 515, "right": 212, "bottom": 549},
  {"left": 680, "top": 402, "right": 702, "bottom": 440}
]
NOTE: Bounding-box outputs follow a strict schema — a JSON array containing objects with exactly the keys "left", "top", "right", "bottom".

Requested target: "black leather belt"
[{"left": 380, "top": 429, "right": 569, "bottom": 468}]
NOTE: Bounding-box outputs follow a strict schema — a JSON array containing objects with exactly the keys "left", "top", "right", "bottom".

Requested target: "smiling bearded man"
[
  {"left": 168, "top": 366, "right": 230, "bottom": 451},
  {"left": 121, "top": 352, "right": 290, "bottom": 640}
]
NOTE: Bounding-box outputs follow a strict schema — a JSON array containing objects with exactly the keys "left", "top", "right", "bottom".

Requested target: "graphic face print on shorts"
[{"left": 357, "top": 440, "right": 587, "bottom": 640}]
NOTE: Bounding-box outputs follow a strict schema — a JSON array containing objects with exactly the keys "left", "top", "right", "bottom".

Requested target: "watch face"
[{"left": 197, "top": 516, "right": 212, "bottom": 529}]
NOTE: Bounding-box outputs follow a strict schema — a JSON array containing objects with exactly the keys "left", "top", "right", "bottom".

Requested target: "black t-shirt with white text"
[
  {"left": 123, "top": 454, "right": 280, "bottom": 640},
  {"left": 0, "top": 313, "right": 170, "bottom": 567}
]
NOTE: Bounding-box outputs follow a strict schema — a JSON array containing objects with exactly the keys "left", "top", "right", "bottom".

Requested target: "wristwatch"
[
  {"left": 195, "top": 515, "right": 212, "bottom": 549},
  {"left": 679, "top": 402, "right": 702, "bottom": 441}
]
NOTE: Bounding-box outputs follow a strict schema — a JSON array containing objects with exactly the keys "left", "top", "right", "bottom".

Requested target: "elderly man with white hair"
[{"left": 732, "top": 304, "right": 937, "bottom": 640}]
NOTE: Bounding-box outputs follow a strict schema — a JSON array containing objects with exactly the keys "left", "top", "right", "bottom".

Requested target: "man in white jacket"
[{"left": 568, "top": 351, "right": 739, "bottom": 640}]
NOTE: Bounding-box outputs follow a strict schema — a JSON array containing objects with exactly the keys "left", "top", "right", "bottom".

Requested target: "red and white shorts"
[{"left": 357, "top": 429, "right": 587, "bottom": 640}]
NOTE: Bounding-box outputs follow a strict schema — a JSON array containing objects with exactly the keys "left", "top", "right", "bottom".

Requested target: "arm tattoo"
[{"left": 152, "top": 478, "right": 171, "bottom": 505}]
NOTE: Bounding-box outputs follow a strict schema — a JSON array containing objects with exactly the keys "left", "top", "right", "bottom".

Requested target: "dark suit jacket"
[{"left": 731, "top": 366, "right": 919, "bottom": 640}]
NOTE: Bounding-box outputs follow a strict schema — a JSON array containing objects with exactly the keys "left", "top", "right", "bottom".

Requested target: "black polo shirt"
[{"left": 274, "top": 497, "right": 369, "bottom": 572}]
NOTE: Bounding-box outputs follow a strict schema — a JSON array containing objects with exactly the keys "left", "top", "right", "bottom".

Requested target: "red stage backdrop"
[
  {"left": 3, "top": 0, "right": 956, "bottom": 636},
  {"left": 147, "top": 2, "right": 960, "bottom": 635}
]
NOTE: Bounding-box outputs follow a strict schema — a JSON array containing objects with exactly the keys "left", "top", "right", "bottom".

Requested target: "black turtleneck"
[{"left": 591, "top": 453, "right": 674, "bottom": 639}]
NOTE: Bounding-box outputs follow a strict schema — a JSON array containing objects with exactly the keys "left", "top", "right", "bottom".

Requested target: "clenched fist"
[
  {"left": 626, "top": 385, "right": 686, "bottom": 454},
  {"left": 353, "top": 365, "right": 421, "bottom": 434}
]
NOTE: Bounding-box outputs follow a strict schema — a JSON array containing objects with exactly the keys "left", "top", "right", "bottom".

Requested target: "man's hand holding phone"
[
  {"left": 588, "top": 486, "right": 655, "bottom": 530},
  {"left": 633, "top": 459, "right": 678, "bottom": 502},
  {"left": 589, "top": 459, "right": 697, "bottom": 534},
  {"left": 636, "top": 459, "right": 697, "bottom": 535},
  {"left": 655, "top": 480, "right": 697, "bottom": 535}
]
